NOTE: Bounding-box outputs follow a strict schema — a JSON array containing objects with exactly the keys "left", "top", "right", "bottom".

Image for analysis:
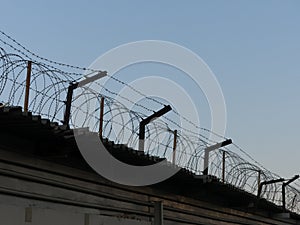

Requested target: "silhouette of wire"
[{"left": 1, "top": 30, "right": 300, "bottom": 213}]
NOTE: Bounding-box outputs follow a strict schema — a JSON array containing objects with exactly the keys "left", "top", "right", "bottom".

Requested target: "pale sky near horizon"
[{"left": 1, "top": 1, "right": 300, "bottom": 178}]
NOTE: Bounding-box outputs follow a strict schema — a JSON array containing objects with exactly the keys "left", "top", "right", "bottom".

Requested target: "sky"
[{"left": 1, "top": 0, "right": 300, "bottom": 178}]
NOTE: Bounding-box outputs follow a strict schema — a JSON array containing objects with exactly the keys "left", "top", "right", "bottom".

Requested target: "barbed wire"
[
  {"left": 0, "top": 30, "right": 300, "bottom": 213},
  {"left": 0, "top": 29, "right": 219, "bottom": 141}
]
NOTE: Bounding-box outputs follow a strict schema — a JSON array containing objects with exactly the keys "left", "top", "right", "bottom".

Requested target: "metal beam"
[
  {"left": 141, "top": 105, "right": 172, "bottom": 126},
  {"left": 203, "top": 139, "right": 232, "bottom": 175},
  {"left": 138, "top": 105, "right": 172, "bottom": 152},
  {"left": 77, "top": 71, "right": 107, "bottom": 87},
  {"left": 205, "top": 139, "right": 232, "bottom": 152}
]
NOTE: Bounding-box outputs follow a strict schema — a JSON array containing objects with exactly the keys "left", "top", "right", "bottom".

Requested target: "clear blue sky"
[{"left": 1, "top": 0, "right": 300, "bottom": 177}]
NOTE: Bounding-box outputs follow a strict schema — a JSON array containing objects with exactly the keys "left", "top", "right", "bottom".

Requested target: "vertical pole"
[
  {"left": 203, "top": 149, "right": 209, "bottom": 175},
  {"left": 63, "top": 83, "right": 78, "bottom": 126},
  {"left": 282, "top": 185, "right": 286, "bottom": 211},
  {"left": 154, "top": 201, "right": 163, "bottom": 225},
  {"left": 222, "top": 150, "right": 226, "bottom": 183},
  {"left": 257, "top": 170, "right": 261, "bottom": 191},
  {"left": 99, "top": 96, "right": 104, "bottom": 140},
  {"left": 138, "top": 123, "right": 146, "bottom": 152},
  {"left": 172, "top": 130, "right": 177, "bottom": 164},
  {"left": 24, "top": 61, "right": 32, "bottom": 112}
]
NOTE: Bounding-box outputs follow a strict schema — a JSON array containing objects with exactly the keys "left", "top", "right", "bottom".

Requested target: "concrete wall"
[
  {"left": 0, "top": 149, "right": 298, "bottom": 225},
  {"left": 0, "top": 196, "right": 150, "bottom": 225}
]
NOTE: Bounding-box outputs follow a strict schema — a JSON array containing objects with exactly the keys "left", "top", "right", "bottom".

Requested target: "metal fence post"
[
  {"left": 222, "top": 150, "right": 226, "bottom": 183},
  {"left": 24, "top": 61, "right": 32, "bottom": 112},
  {"left": 99, "top": 96, "right": 104, "bottom": 139},
  {"left": 172, "top": 130, "right": 177, "bottom": 164}
]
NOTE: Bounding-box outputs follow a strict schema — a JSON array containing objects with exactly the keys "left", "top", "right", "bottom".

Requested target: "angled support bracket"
[
  {"left": 257, "top": 178, "right": 285, "bottom": 198},
  {"left": 138, "top": 105, "right": 172, "bottom": 152},
  {"left": 63, "top": 71, "right": 107, "bottom": 126},
  {"left": 282, "top": 175, "right": 299, "bottom": 211},
  {"left": 203, "top": 139, "right": 232, "bottom": 175}
]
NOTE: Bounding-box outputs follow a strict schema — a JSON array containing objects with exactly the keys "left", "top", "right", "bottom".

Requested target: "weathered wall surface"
[
  {"left": 0, "top": 198, "right": 150, "bottom": 225},
  {"left": 0, "top": 149, "right": 298, "bottom": 225}
]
